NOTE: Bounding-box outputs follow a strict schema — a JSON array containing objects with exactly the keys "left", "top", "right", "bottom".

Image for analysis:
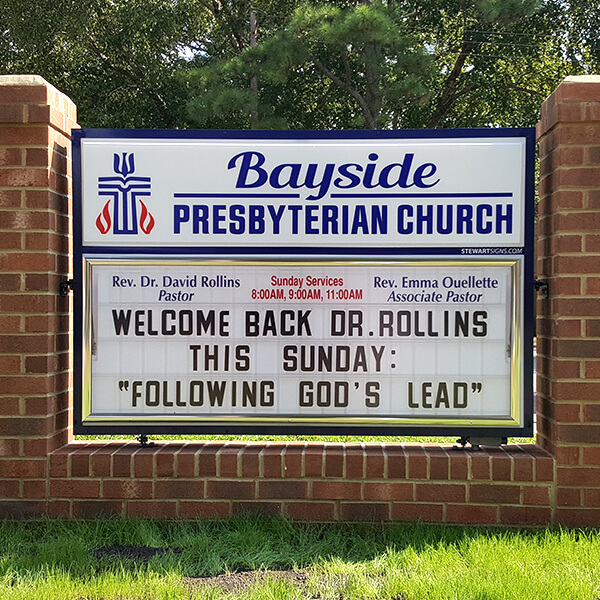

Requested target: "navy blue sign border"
[{"left": 72, "top": 127, "right": 535, "bottom": 438}]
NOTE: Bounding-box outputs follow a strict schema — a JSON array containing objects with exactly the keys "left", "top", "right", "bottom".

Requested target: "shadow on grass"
[{"left": 0, "top": 514, "right": 567, "bottom": 580}]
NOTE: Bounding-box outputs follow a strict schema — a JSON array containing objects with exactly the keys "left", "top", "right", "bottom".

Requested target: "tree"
[
  {"left": 185, "top": 0, "right": 594, "bottom": 130},
  {"left": 0, "top": 0, "right": 209, "bottom": 127},
  {"left": 186, "top": 1, "right": 433, "bottom": 129},
  {"left": 405, "top": 0, "right": 589, "bottom": 128},
  {"left": 1, "top": 0, "right": 596, "bottom": 129},
  {"left": 183, "top": 0, "right": 307, "bottom": 129}
]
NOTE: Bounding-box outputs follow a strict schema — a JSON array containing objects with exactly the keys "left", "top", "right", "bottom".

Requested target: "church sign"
[{"left": 72, "top": 129, "right": 535, "bottom": 436}]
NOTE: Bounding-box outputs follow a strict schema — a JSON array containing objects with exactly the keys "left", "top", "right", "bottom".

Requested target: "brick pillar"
[
  {"left": 0, "top": 75, "right": 77, "bottom": 515},
  {"left": 537, "top": 75, "right": 600, "bottom": 526}
]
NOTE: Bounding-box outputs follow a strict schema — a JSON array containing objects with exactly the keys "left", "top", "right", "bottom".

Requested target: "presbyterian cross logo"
[{"left": 96, "top": 153, "right": 155, "bottom": 235}]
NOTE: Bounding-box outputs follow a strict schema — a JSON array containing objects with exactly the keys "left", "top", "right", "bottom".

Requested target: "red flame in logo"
[
  {"left": 139, "top": 200, "right": 155, "bottom": 234},
  {"left": 96, "top": 200, "right": 112, "bottom": 234}
]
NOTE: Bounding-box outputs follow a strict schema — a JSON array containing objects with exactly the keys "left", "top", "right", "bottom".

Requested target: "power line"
[{"left": 466, "top": 29, "right": 554, "bottom": 37}]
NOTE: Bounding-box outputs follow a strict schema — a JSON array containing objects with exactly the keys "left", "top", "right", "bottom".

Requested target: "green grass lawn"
[{"left": 1, "top": 516, "right": 598, "bottom": 599}]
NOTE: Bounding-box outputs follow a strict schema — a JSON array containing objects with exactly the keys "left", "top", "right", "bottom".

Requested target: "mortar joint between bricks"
[
  {"left": 550, "top": 461, "right": 559, "bottom": 523},
  {"left": 215, "top": 442, "right": 229, "bottom": 478},
  {"left": 109, "top": 444, "right": 121, "bottom": 478},
  {"left": 300, "top": 445, "right": 306, "bottom": 479},
  {"left": 519, "top": 485, "right": 523, "bottom": 505},
  {"left": 44, "top": 469, "right": 50, "bottom": 501},
  {"left": 281, "top": 441, "right": 296, "bottom": 476},
  {"left": 276, "top": 441, "right": 287, "bottom": 478},
  {"left": 237, "top": 443, "right": 245, "bottom": 478},
  {"left": 258, "top": 444, "right": 266, "bottom": 478},
  {"left": 129, "top": 446, "right": 136, "bottom": 478},
  {"left": 172, "top": 446, "right": 180, "bottom": 478},
  {"left": 263, "top": 441, "right": 272, "bottom": 477},
  {"left": 65, "top": 448, "right": 73, "bottom": 478},
  {"left": 360, "top": 442, "right": 367, "bottom": 479},
  {"left": 281, "top": 442, "right": 287, "bottom": 475},
  {"left": 173, "top": 440, "right": 191, "bottom": 477},
  {"left": 191, "top": 445, "right": 200, "bottom": 479}
]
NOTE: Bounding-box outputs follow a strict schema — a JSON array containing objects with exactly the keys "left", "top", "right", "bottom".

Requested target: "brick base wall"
[
  {"left": 1, "top": 74, "right": 599, "bottom": 526},
  {"left": 45, "top": 441, "right": 554, "bottom": 524},
  {"left": 536, "top": 75, "right": 600, "bottom": 527},
  {"left": 0, "top": 75, "right": 75, "bottom": 517}
]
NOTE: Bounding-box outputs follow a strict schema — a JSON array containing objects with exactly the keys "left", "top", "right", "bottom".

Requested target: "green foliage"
[
  {"left": 186, "top": 0, "right": 433, "bottom": 129},
  {"left": 408, "top": 0, "right": 590, "bottom": 129},
  {"left": 184, "top": 0, "right": 594, "bottom": 130},
  {"left": 1, "top": 0, "right": 597, "bottom": 129},
  {"left": 0, "top": 0, "right": 208, "bottom": 127}
]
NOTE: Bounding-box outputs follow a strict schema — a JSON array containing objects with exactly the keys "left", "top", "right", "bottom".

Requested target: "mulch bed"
[
  {"left": 184, "top": 569, "right": 312, "bottom": 594},
  {"left": 90, "top": 548, "right": 404, "bottom": 598},
  {"left": 91, "top": 547, "right": 311, "bottom": 593}
]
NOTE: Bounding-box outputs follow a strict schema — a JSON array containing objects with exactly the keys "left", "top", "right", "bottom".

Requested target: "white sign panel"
[
  {"left": 79, "top": 137, "right": 527, "bottom": 248},
  {"left": 81, "top": 259, "right": 522, "bottom": 427}
]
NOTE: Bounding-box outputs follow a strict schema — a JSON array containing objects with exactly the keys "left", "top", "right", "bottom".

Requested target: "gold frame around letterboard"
[{"left": 80, "top": 256, "right": 524, "bottom": 429}]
